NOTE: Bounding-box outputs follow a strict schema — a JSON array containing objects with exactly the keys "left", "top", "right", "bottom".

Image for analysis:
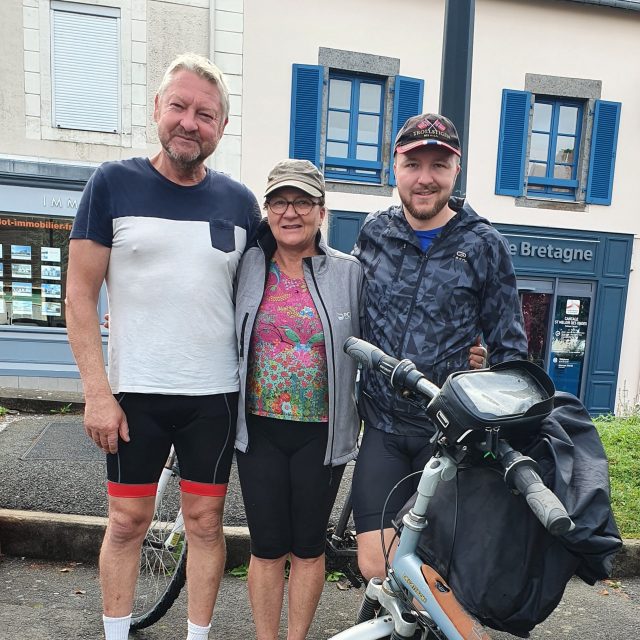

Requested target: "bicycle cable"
[{"left": 379, "top": 469, "right": 423, "bottom": 575}]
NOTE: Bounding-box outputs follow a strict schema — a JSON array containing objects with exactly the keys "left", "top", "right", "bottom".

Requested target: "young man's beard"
[{"left": 400, "top": 190, "right": 451, "bottom": 221}]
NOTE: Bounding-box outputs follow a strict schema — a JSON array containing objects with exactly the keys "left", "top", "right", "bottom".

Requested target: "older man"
[
  {"left": 66, "top": 53, "right": 261, "bottom": 640},
  {"left": 352, "top": 113, "right": 528, "bottom": 581}
]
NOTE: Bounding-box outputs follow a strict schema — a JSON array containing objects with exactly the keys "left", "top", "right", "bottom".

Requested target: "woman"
[{"left": 234, "top": 159, "right": 362, "bottom": 640}]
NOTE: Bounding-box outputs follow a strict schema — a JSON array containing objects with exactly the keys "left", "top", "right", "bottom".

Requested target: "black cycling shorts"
[
  {"left": 352, "top": 424, "right": 434, "bottom": 533},
  {"left": 106, "top": 392, "right": 237, "bottom": 499},
  {"left": 236, "top": 414, "right": 345, "bottom": 559}
]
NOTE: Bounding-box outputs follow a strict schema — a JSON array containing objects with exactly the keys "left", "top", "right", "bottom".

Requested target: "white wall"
[
  {"left": 241, "top": 0, "right": 640, "bottom": 412},
  {"left": 241, "top": 0, "right": 446, "bottom": 208}
]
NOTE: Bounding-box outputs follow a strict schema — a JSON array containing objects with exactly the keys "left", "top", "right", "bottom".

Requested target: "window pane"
[
  {"left": 551, "top": 187, "right": 573, "bottom": 194},
  {"left": 329, "top": 79, "right": 352, "bottom": 110},
  {"left": 558, "top": 106, "right": 578, "bottom": 134},
  {"left": 554, "top": 164, "right": 573, "bottom": 180},
  {"left": 555, "top": 136, "right": 575, "bottom": 163},
  {"left": 328, "top": 111, "right": 350, "bottom": 142},
  {"left": 357, "top": 114, "right": 379, "bottom": 144},
  {"left": 327, "top": 141, "right": 349, "bottom": 158},
  {"left": 528, "top": 161, "right": 547, "bottom": 177},
  {"left": 530, "top": 133, "right": 549, "bottom": 161},
  {"left": 532, "top": 103, "right": 552, "bottom": 131},
  {"left": 359, "top": 83, "right": 381, "bottom": 112},
  {"left": 356, "top": 145, "right": 378, "bottom": 161}
]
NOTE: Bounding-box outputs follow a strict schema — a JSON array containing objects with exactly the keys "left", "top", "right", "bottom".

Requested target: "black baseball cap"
[{"left": 394, "top": 113, "right": 461, "bottom": 157}]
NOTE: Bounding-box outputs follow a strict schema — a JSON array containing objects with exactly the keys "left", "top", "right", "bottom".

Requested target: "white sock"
[
  {"left": 187, "top": 619, "right": 211, "bottom": 640},
  {"left": 103, "top": 613, "right": 132, "bottom": 640}
]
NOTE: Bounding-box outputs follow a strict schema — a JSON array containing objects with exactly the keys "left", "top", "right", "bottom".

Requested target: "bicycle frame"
[
  {"left": 154, "top": 447, "right": 185, "bottom": 550},
  {"left": 328, "top": 453, "right": 488, "bottom": 640}
]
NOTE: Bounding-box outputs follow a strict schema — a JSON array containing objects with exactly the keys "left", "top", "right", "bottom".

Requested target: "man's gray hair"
[{"left": 157, "top": 52, "right": 230, "bottom": 121}]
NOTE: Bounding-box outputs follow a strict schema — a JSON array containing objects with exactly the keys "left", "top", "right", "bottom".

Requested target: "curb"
[
  {"left": 0, "top": 509, "right": 251, "bottom": 569},
  {"left": 0, "top": 508, "right": 638, "bottom": 577}
]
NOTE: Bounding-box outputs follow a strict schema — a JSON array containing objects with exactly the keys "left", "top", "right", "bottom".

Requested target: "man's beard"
[
  {"left": 160, "top": 129, "right": 214, "bottom": 170},
  {"left": 400, "top": 189, "right": 451, "bottom": 222}
]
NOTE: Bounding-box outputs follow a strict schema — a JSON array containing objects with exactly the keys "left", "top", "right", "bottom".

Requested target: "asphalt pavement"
[
  {"left": 1, "top": 556, "right": 639, "bottom": 640},
  {"left": 1, "top": 405, "right": 639, "bottom": 639}
]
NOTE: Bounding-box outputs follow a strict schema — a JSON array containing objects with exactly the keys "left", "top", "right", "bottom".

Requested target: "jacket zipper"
[
  {"left": 308, "top": 259, "right": 336, "bottom": 465},
  {"left": 399, "top": 251, "right": 428, "bottom": 357},
  {"left": 239, "top": 312, "right": 249, "bottom": 359}
]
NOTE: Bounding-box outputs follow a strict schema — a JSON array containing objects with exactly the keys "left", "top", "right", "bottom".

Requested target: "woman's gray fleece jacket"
[{"left": 234, "top": 223, "right": 363, "bottom": 466}]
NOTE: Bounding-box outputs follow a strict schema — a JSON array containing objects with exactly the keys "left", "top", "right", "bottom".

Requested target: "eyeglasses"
[{"left": 267, "top": 197, "right": 321, "bottom": 216}]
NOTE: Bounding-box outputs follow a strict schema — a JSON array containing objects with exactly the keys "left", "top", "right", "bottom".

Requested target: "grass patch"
[
  {"left": 0, "top": 406, "right": 7, "bottom": 417},
  {"left": 593, "top": 414, "right": 640, "bottom": 538},
  {"left": 228, "top": 563, "right": 249, "bottom": 580}
]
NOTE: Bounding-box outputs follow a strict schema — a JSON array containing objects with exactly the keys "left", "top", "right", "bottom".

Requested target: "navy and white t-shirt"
[{"left": 71, "top": 157, "right": 261, "bottom": 395}]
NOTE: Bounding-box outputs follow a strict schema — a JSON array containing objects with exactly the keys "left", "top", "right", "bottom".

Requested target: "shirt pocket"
[{"left": 209, "top": 219, "right": 236, "bottom": 253}]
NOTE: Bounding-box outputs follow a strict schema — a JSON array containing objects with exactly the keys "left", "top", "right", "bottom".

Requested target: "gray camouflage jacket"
[
  {"left": 353, "top": 198, "right": 528, "bottom": 436},
  {"left": 234, "top": 220, "right": 363, "bottom": 465}
]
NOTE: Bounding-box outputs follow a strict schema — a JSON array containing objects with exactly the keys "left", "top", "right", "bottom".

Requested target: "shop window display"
[{"left": 0, "top": 213, "right": 72, "bottom": 327}]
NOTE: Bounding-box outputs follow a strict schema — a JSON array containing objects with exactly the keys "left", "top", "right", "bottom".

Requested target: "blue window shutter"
[
  {"left": 495, "top": 89, "right": 531, "bottom": 196},
  {"left": 586, "top": 100, "right": 621, "bottom": 206},
  {"left": 289, "top": 64, "right": 323, "bottom": 167},
  {"left": 389, "top": 76, "right": 424, "bottom": 186}
]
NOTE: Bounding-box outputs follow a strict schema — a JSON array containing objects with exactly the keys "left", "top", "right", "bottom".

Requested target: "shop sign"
[
  {"left": 0, "top": 184, "right": 81, "bottom": 216},
  {"left": 549, "top": 296, "right": 590, "bottom": 397},
  {"left": 504, "top": 234, "right": 598, "bottom": 273}
]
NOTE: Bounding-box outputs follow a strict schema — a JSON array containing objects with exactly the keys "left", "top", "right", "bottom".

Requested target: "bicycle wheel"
[{"left": 130, "top": 456, "right": 187, "bottom": 630}]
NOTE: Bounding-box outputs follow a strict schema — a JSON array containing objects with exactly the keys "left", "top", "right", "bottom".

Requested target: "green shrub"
[{"left": 594, "top": 416, "right": 640, "bottom": 538}]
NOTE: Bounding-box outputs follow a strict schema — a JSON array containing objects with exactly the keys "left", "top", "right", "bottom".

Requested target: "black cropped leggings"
[{"left": 236, "top": 414, "right": 345, "bottom": 559}]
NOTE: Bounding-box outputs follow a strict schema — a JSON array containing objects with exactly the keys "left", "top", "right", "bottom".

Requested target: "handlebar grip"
[
  {"left": 508, "top": 463, "right": 574, "bottom": 536},
  {"left": 343, "top": 337, "right": 399, "bottom": 376}
]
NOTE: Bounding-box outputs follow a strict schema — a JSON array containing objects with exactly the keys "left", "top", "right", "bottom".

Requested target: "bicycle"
[
  {"left": 325, "top": 485, "right": 363, "bottom": 589},
  {"left": 130, "top": 446, "right": 187, "bottom": 630},
  {"left": 328, "top": 337, "right": 574, "bottom": 640}
]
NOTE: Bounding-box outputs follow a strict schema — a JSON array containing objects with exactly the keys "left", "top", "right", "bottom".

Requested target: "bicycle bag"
[{"left": 398, "top": 391, "right": 622, "bottom": 638}]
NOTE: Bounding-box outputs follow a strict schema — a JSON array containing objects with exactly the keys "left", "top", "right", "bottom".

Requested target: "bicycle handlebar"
[
  {"left": 343, "top": 336, "right": 399, "bottom": 374},
  {"left": 343, "top": 337, "right": 440, "bottom": 401},
  {"left": 344, "top": 336, "right": 575, "bottom": 538},
  {"left": 498, "top": 442, "right": 574, "bottom": 536}
]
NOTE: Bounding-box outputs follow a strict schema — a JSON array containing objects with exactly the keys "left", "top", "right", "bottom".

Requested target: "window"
[
  {"left": 51, "top": 1, "right": 121, "bottom": 133},
  {"left": 325, "top": 74, "right": 385, "bottom": 183},
  {"left": 289, "top": 53, "right": 424, "bottom": 191},
  {"left": 527, "top": 99, "right": 582, "bottom": 200},
  {"left": 495, "top": 82, "right": 621, "bottom": 206},
  {"left": 0, "top": 213, "right": 73, "bottom": 328}
]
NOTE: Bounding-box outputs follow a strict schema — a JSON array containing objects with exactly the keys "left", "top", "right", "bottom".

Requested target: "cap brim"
[
  {"left": 395, "top": 139, "right": 461, "bottom": 157},
  {"left": 264, "top": 179, "right": 323, "bottom": 198}
]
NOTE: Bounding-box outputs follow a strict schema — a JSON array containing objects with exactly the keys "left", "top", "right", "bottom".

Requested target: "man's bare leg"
[
  {"left": 181, "top": 493, "right": 227, "bottom": 627},
  {"left": 356, "top": 528, "right": 398, "bottom": 582},
  {"left": 100, "top": 495, "right": 155, "bottom": 617}
]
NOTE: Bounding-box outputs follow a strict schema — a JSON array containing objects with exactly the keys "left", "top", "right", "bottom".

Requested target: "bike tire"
[{"left": 130, "top": 462, "right": 187, "bottom": 630}]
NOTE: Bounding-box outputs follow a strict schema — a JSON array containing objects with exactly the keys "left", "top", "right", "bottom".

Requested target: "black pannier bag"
[{"left": 399, "top": 391, "right": 622, "bottom": 638}]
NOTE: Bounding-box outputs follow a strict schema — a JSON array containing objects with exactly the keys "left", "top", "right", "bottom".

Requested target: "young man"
[
  {"left": 352, "top": 113, "right": 528, "bottom": 580},
  {"left": 65, "top": 53, "right": 261, "bottom": 640}
]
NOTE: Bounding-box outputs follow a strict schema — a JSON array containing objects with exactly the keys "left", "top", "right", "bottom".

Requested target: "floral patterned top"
[{"left": 246, "top": 260, "right": 329, "bottom": 422}]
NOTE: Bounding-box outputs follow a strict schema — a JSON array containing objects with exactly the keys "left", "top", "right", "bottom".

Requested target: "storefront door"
[{"left": 518, "top": 278, "right": 594, "bottom": 398}]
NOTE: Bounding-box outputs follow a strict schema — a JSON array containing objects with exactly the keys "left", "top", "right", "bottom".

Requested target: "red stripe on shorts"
[
  {"left": 179, "top": 479, "right": 228, "bottom": 497},
  {"left": 107, "top": 481, "right": 158, "bottom": 498}
]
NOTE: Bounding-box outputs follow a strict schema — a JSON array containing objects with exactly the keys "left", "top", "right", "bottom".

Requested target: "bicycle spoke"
[{"left": 130, "top": 464, "right": 187, "bottom": 630}]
